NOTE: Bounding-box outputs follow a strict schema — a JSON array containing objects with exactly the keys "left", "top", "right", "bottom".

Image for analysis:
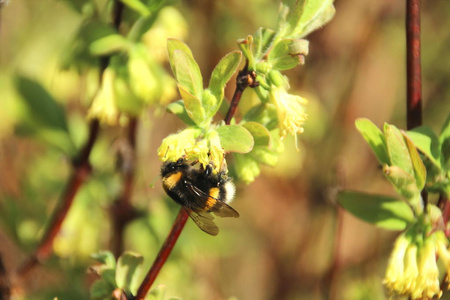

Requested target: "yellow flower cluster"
[
  {"left": 384, "top": 230, "right": 450, "bottom": 299},
  {"left": 157, "top": 127, "right": 225, "bottom": 174}
]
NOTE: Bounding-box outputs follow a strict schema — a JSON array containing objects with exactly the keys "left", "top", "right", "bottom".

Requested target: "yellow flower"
[
  {"left": 157, "top": 127, "right": 201, "bottom": 162},
  {"left": 414, "top": 236, "right": 441, "bottom": 299},
  {"left": 384, "top": 233, "right": 409, "bottom": 292},
  {"left": 88, "top": 68, "right": 118, "bottom": 125},
  {"left": 269, "top": 86, "right": 308, "bottom": 142}
]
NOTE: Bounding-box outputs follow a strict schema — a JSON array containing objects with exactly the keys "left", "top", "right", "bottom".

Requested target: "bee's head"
[{"left": 161, "top": 157, "right": 188, "bottom": 177}]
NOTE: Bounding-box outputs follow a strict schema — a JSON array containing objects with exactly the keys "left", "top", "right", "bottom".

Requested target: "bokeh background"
[{"left": 1, "top": 0, "right": 450, "bottom": 299}]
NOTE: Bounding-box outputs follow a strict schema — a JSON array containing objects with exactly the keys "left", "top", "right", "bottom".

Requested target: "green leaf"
[
  {"left": 252, "top": 27, "right": 277, "bottom": 60},
  {"left": 440, "top": 115, "right": 450, "bottom": 168},
  {"left": 115, "top": 251, "right": 144, "bottom": 294},
  {"left": 385, "top": 124, "right": 414, "bottom": 176},
  {"left": 337, "top": 191, "right": 414, "bottom": 230},
  {"left": 355, "top": 118, "right": 390, "bottom": 165},
  {"left": 242, "top": 121, "right": 271, "bottom": 147},
  {"left": 402, "top": 132, "right": 426, "bottom": 190},
  {"left": 277, "top": 0, "right": 335, "bottom": 38},
  {"left": 407, "top": 126, "right": 441, "bottom": 169},
  {"left": 233, "top": 153, "right": 260, "bottom": 184},
  {"left": 237, "top": 35, "right": 254, "bottom": 66},
  {"left": 89, "top": 34, "right": 129, "bottom": 56},
  {"left": 90, "top": 279, "right": 115, "bottom": 300},
  {"left": 120, "top": 0, "right": 150, "bottom": 16},
  {"left": 216, "top": 125, "right": 254, "bottom": 153},
  {"left": 178, "top": 86, "right": 205, "bottom": 126},
  {"left": 167, "top": 39, "right": 203, "bottom": 99},
  {"left": 208, "top": 51, "right": 242, "bottom": 115},
  {"left": 91, "top": 251, "right": 116, "bottom": 269},
  {"left": 166, "top": 100, "right": 196, "bottom": 126},
  {"left": 268, "top": 39, "right": 308, "bottom": 70},
  {"left": 15, "top": 76, "right": 76, "bottom": 156},
  {"left": 249, "top": 146, "right": 278, "bottom": 166},
  {"left": 383, "top": 165, "right": 420, "bottom": 202}
]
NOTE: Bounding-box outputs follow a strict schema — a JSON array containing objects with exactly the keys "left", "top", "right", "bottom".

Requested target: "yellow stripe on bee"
[
  {"left": 206, "top": 187, "right": 220, "bottom": 209},
  {"left": 163, "top": 172, "right": 182, "bottom": 190}
]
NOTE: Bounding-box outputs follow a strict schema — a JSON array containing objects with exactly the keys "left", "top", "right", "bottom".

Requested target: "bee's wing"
[
  {"left": 184, "top": 207, "right": 219, "bottom": 236},
  {"left": 186, "top": 183, "right": 239, "bottom": 218}
]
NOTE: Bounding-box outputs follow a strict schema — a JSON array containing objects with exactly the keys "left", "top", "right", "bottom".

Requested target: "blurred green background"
[{"left": 1, "top": 0, "right": 450, "bottom": 299}]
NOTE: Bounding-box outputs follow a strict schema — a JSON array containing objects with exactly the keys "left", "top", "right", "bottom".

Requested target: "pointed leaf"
[
  {"left": 407, "top": 126, "right": 442, "bottom": 169},
  {"left": 167, "top": 39, "right": 203, "bottom": 99},
  {"left": 115, "top": 252, "right": 144, "bottom": 293},
  {"left": 166, "top": 100, "right": 196, "bottom": 126},
  {"left": 89, "top": 34, "right": 129, "bottom": 56},
  {"left": 402, "top": 132, "right": 426, "bottom": 190},
  {"left": 216, "top": 125, "right": 254, "bottom": 153},
  {"left": 178, "top": 85, "right": 205, "bottom": 126},
  {"left": 384, "top": 165, "right": 420, "bottom": 202},
  {"left": 268, "top": 39, "right": 308, "bottom": 70},
  {"left": 355, "top": 118, "right": 390, "bottom": 165},
  {"left": 385, "top": 123, "right": 414, "bottom": 176},
  {"left": 337, "top": 191, "right": 414, "bottom": 230},
  {"left": 120, "top": 0, "right": 150, "bottom": 16},
  {"left": 208, "top": 51, "right": 242, "bottom": 114},
  {"left": 15, "top": 76, "right": 76, "bottom": 156},
  {"left": 252, "top": 27, "right": 277, "bottom": 59}
]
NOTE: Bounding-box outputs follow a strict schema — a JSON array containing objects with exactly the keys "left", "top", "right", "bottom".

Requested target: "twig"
[
  {"left": 111, "top": 117, "right": 140, "bottom": 257},
  {"left": 406, "top": 0, "right": 422, "bottom": 130},
  {"left": 133, "top": 62, "right": 258, "bottom": 299},
  {"left": 15, "top": 0, "right": 125, "bottom": 278},
  {"left": 16, "top": 119, "right": 99, "bottom": 277}
]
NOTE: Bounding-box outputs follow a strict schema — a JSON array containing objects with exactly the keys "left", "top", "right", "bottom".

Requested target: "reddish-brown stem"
[
  {"left": 16, "top": 120, "right": 100, "bottom": 277},
  {"left": 111, "top": 117, "right": 140, "bottom": 257},
  {"left": 133, "top": 63, "right": 256, "bottom": 299},
  {"left": 133, "top": 209, "right": 189, "bottom": 300},
  {"left": 15, "top": 0, "right": 124, "bottom": 278},
  {"left": 406, "top": 0, "right": 422, "bottom": 130}
]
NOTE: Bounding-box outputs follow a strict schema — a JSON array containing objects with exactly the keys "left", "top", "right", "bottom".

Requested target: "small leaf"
[
  {"left": 385, "top": 123, "right": 414, "bottom": 176},
  {"left": 115, "top": 251, "right": 144, "bottom": 294},
  {"left": 384, "top": 165, "right": 420, "bottom": 202},
  {"left": 355, "top": 118, "right": 390, "bottom": 165},
  {"left": 89, "top": 34, "right": 129, "bottom": 56},
  {"left": 15, "top": 76, "right": 76, "bottom": 156},
  {"left": 242, "top": 121, "right": 271, "bottom": 147},
  {"left": 268, "top": 39, "right": 307, "bottom": 70},
  {"left": 208, "top": 51, "right": 242, "bottom": 115},
  {"left": 337, "top": 191, "right": 414, "bottom": 230},
  {"left": 277, "top": 0, "right": 335, "bottom": 38},
  {"left": 234, "top": 153, "right": 260, "bottom": 184},
  {"left": 166, "top": 100, "right": 196, "bottom": 126},
  {"left": 402, "top": 132, "right": 426, "bottom": 190},
  {"left": 252, "top": 27, "right": 277, "bottom": 59},
  {"left": 90, "top": 279, "right": 115, "bottom": 300},
  {"left": 120, "top": 0, "right": 150, "bottom": 16},
  {"left": 249, "top": 146, "right": 278, "bottom": 166},
  {"left": 167, "top": 39, "right": 203, "bottom": 99},
  {"left": 178, "top": 86, "right": 206, "bottom": 126},
  {"left": 407, "top": 126, "right": 441, "bottom": 169},
  {"left": 216, "top": 125, "right": 254, "bottom": 153},
  {"left": 91, "top": 251, "right": 116, "bottom": 269}
]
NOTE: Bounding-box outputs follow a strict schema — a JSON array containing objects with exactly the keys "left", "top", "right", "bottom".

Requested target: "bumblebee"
[{"left": 161, "top": 158, "right": 239, "bottom": 236}]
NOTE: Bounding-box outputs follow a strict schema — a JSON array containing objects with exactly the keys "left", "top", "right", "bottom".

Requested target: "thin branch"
[
  {"left": 133, "top": 62, "right": 258, "bottom": 299},
  {"left": 16, "top": 119, "right": 99, "bottom": 278},
  {"left": 134, "top": 209, "right": 189, "bottom": 300},
  {"left": 15, "top": 0, "right": 125, "bottom": 278},
  {"left": 406, "top": 0, "right": 422, "bottom": 130}
]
